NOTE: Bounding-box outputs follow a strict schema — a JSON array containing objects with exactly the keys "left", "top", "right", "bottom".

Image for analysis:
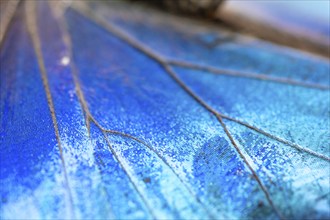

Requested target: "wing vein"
[
  {"left": 70, "top": 3, "right": 284, "bottom": 219},
  {"left": 220, "top": 114, "right": 330, "bottom": 162},
  {"left": 71, "top": 2, "right": 330, "bottom": 163},
  {"left": 52, "top": 3, "right": 217, "bottom": 218},
  {"left": 167, "top": 60, "right": 330, "bottom": 90},
  {"left": 0, "top": 0, "right": 20, "bottom": 48},
  {"left": 49, "top": 3, "right": 158, "bottom": 218},
  {"left": 25, "top": 1, "right": 75, "bottom": 218}
]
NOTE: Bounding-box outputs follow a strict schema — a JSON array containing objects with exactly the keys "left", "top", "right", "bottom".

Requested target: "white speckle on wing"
[{"left": 60, "top": 56, "right": 70, "bottom": 66}]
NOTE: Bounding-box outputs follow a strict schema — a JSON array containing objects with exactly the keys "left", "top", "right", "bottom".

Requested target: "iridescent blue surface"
[
  {"left": 0, "top": 5, "right": 69, "bottom": 218},
  {"left": 1, "top": 1, "right": 329, "bottom": 219}
]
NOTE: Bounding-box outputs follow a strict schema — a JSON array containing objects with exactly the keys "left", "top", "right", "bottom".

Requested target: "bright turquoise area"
[{"left": 1, "top": 1, "right": 329, "bottom": 219}]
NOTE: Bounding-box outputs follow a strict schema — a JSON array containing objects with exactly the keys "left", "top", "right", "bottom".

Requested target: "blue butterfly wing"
[{"left": 1, "top": 1, "right": 329, "bottom": 219}]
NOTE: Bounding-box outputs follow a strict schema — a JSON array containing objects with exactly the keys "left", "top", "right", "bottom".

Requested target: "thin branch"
[
  {"left": 168, "top": 60, "right": 330, "bottom": 90},
  {"left": 25, "top": 1, "right": 75, "bottom": 218}
]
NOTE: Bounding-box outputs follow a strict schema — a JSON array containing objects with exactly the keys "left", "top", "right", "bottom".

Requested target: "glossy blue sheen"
[
  {"left": 1, "top": 1, "right": 329, "bottom": 219},
  {"left": 0, "top": 5, "right": 67, "bottom": 218}
]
